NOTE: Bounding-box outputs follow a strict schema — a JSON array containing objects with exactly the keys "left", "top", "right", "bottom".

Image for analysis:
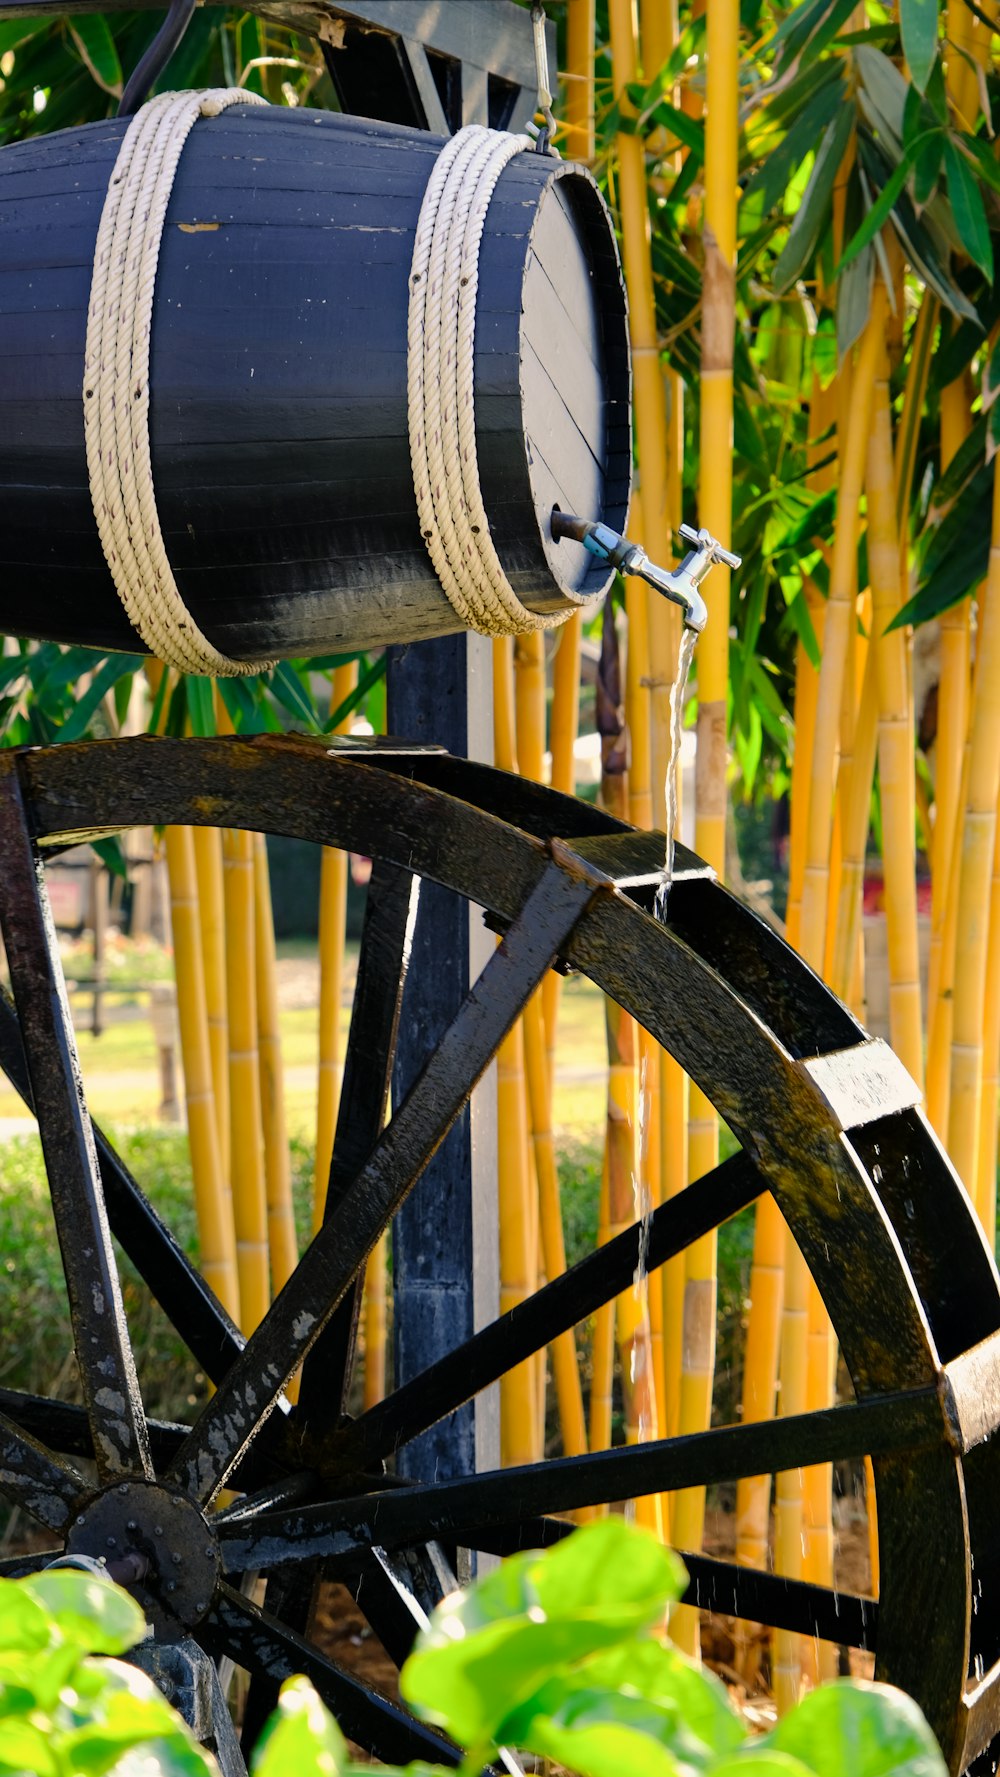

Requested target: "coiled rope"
[
  {"left": 407, "top": 124, "right": 571, "bottom": 637},
  {"left": 84, "top": 89, "right": 275, "bottom": 676}
]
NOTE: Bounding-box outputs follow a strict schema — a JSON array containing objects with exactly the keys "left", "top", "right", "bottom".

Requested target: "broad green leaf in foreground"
[
  {"left": 20, "top": 1571, "right": 147, "bottom": 1657},
  {"left": 401, "top": 1519, "right": 686, "bottom": 1750},
  {"left": 253, "top": 1675, "right": 349, "bottom": 1777},
  {"left": 764, "top": 1680, "right": 948, "bottom": 1777},
  {"left": 500, "top": 1637, "right": 745, "bottom": 1777}
]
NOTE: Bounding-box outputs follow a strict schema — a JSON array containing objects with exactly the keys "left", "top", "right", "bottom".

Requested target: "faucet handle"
[{"left": 678, "top": 523, "right": 742, "bottom": 573}]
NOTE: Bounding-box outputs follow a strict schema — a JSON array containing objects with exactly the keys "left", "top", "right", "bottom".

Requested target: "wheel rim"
[{"left": 0, "top": 731, "right": 997, "bottom": 1774}]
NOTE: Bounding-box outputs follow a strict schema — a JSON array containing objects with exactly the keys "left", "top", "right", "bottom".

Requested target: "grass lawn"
[{"left": 0, "top": 942, "right": 613, "bottom": 1144}]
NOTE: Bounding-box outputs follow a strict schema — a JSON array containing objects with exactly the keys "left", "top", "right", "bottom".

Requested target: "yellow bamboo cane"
[
  {"left": 223, "top": 825, "right": 269, "bottom": 1333},
  {"left": 193, "top": 827, "right": 230, "bottom": 1181},
  {"left": 976, "top": 800, "right": 1000, "bottom": 1246},
  {"left": 494, "top": 636, "right": 540, "bottom": 1463},
  {"left": 497, "top": 1018, "right": 539, "bottom": 1465},
  {"left": 565, "top": 0, "right": 596, "bottom": 162},
  {"left": 590, "top": 1159, "right": 615, "bottom": 1476},
  {"left": 165, "top": 824, "right": 240, "bottom": 1322},
  {"left": 947, "top": 462, "right": 1000, "bottom": 1198},
  {"left": 544, "top": 614, "right": 581, "bottom": 1077},
  {"left": 672, "top": 0, "right": 738, "bottom": 1653},
  {"left": 363, "top": 1234, "right": 388, "bottom": 1410},
  {"left": 773, "top": 1229, "right": 809, "bottom": 1714},
  {"left": 868, "top": 349, "right": 923, "bottom": 1085},
  {"left": 253, "top": 832, "right": 297, "bottom": 1294},
  {"left": 926, "top": 379, "right": 973, "bottom": 1138},
  {"left": 800, "top": 286, "right": 886, "bottom": 975},
  {"left": 313, "top": 661, "right": 357, "bottom": 1232},
  {"left": 514, "top": 629, "right": 548, "bottom": 1453}
]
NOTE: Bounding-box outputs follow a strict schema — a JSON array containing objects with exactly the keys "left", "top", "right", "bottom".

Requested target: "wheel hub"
[{"left": 66, "top": 1480, "right": 220, "bottom": 1639}]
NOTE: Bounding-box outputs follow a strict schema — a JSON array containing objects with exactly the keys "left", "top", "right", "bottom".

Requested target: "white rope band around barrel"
[
  {"left": 84, "top": 89, "right": 276, "bottom": 677},
  {"left": 407, "top": 125, "right": 571, "bottom": 637}
]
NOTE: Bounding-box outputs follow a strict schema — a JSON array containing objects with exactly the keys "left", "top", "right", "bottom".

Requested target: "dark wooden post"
[{"left": 386, "top": 633, "right": 499, "bottom": 1485}]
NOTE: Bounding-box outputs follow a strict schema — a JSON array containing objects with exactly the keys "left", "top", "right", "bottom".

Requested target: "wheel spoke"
[
  {"left": 326, "top": 1150, "right": 763, "bottom": 1475},
  {"left": 298, "top": 862, "right": 418, "bottom": 1426},
  {"left": 0, "top": 989, "right": 245, "bottom": 1388},
  {"left": 218, "top": 1388, "right": 941, "bottom": 1576},
  {"left": 455, "top": 1518, "right": 878, "bottom": 1652},
  {"left": 678, "top": 1552, "right": 876, "bottom": 1651},
  {"left": 169, "top": 860, "right": 600, "bottom": 1506},
  {"left": 199, "top": 1581, "right": 460, "bottom": 1769},
  {"left": 0, "top": 758, "right": 152, "bottom": 1482},
  {"left": 0, "top": 1411, "right": 86, "bottom": 1531}
]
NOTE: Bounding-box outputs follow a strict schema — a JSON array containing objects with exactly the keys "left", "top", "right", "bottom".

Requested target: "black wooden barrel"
[{"left": 0, "top": 106, "right": 631, "bottom": 660}]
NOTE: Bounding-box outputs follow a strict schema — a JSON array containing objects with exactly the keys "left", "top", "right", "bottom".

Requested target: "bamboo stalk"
[
  {"left": 868, "top": 349, "right": 923, "bottom": 1086},
  {"left": 947, "top": 461, "right": 1000, "bottom": 1197},
  {"left": 590, "top": 1160, "right": 615, "bottom": 1475},
  {"left": 672, "top": 0, "right": 739, "bottom": 1654},
  {"left": 523, "top": 996, "right": 589, "bottom": 1460},
  {"left": 192, "top": 827, "right": 230, "bottom": 1180},
  {"left": 497, "top": 1018, "right": 539, "bottom": 1466},
  {"left": 313, "top": 661, "right": 357, "bottom": 1233},
  {"left": 514, "top": 628, "right": 549, "bottom": 1454},
  {"left": 253, "top": 832, "right": 297, "bottom": 1293},
  {"left": 800, "top": 286, "right": 886, "bottom": 976},
  {"left": 164, "top": 824, "right": 240, "bottom": 1323},
  {"left": 564, "top": 0, "right": 596, "bottom": 161},
  {"left": 544, "top": 613, "right": 581, "bottom": 1077},
  {"left": 363, "top": 1233, "right": 389, "bottom": 1410},
  {"left": 976, "top": 806, "right": 1000, "bottom": 1248},
  {"left": 926, "top": 380, "right": 973, "bottom": 1137},
  {"left": 224, "top": 826, "right": 269, "bottom": 1334},
  {"left": 773, "top": 1228, "right": 809, "bottom": 1714}
]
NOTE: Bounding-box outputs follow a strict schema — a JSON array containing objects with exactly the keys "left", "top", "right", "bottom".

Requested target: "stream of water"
[{"left": 653, "top": 625, "right": 697, "bottom": 923}]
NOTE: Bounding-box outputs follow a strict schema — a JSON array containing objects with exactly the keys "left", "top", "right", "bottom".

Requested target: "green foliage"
[
  {"left": 247, "top": 1519, "right": 949, "bottom": 1777},
  {"left": 0, "top": 1567, "right": 215, "bottom": 1777}
]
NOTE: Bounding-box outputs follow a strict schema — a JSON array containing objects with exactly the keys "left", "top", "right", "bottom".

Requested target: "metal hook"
[
  {"left": 118, "top": 0, "right": 197, "bottom": 116},
  {"left": 529, "top": 3, "right": 558, "bottom": 154}
]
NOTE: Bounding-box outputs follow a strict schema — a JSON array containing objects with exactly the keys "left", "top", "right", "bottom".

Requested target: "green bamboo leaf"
[
  {"left": 68, "top": 16, "right": 123, "bottom": 97},
  {"left": 913, "top": 131, "right": 944, "bottom": 207},
  {"left": 323, "top": 654, "right": 387, "bottom": 734},
  {"left": 892, "top": 460, "right": 992, "bottom": 627},
  {"left": 960, "top": 134, "right": 1000, "bottom": 197},
  {"left": 988, "top": 398, "right": 1000, "bottom": 466},
  {"left": 742, "top": 77, "right": 843, "bottom": 215},
  {"left": 185, "top": 674, "right": 216, "bottom": 738},
  {"left": 900, "top": 0, "right": 939, "bottom": 93},
  {"left": 837, "top": 239, "right": 874, "bottom": 353},
  {"left": 945, "top": 137, "right": 993, "bottom": 280},
  {"left": 55, "top": 655, "right": 140, "bottom": 745},
  {"left": 268, "top": 660, "right": 321, "bottom": 731},
  {"left": 837, "top": 157, "right": 913, "bottom": 275},
  {"left": 933, "top": 412, "right": 984, "bottom": 502},
  {"left": 799, "top": 0, "right": 859, "bottom": 65},
  {"left": 772, "top": 103, "right": 854, "bottom": 293},
  {"left": 855, "top": 44, "right": 908, "bottom": 144}
]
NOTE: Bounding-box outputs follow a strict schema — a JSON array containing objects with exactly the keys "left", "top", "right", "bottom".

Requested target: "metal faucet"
[{"left": 550, "top": 511, "right": 741, "bottom": 634}]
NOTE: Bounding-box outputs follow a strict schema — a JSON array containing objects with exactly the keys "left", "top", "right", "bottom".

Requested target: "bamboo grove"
[{"left": 3, "top": 0, "right": 1000, "bottom": 1714}]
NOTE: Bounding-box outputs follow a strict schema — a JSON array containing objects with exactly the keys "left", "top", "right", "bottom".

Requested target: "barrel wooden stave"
[{"left": 0, "top": 105, "right": 630, "bottom": 659}]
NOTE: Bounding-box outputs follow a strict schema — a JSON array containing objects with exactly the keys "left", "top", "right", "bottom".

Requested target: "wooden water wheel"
[{"left": 0, "top": 730, "right": 999, "bottom": 1775}]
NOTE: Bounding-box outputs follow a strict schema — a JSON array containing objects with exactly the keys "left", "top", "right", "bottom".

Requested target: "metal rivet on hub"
[
  {"left": 203, "top": 1546, "right": 213, "bottom": 1558},
  {"left": 75, "top": 1516, "right": 85, "bottom": 1526},
  {"left": 106, "top": 1537, "right": 117, "bottom": 1548},
  {"left": 166, "top": 1582, "right": 177, "bottom": 1594},
  {"left": 194, "top": 1601, "right": 207, "bottom": 1613},
  {"left": 171, "top": 1553, "right": 182, "bottom": 1565},
  {"left": 127, "top": 1520, "right": 137, "bottom": 1531},
  {"left": 154, "top": 1526, "right": 163, "bottom": 1536},
  {"left": 118, "top": 1484, "right": 129, "bottom": 1495}
]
